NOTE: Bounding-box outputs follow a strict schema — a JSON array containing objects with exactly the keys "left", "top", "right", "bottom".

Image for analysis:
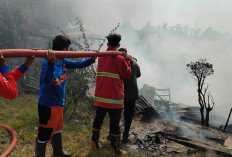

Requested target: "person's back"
[
  {"left": 95, "top": 54, "right": 131, "bottom": 109},
  {"left": 92, "top": 33, "right": 131, "bottom": 156}
]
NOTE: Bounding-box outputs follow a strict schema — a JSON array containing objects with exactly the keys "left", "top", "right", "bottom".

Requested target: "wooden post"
[{"left": 223, "top": 108, "right": 232, "bottom": 133}]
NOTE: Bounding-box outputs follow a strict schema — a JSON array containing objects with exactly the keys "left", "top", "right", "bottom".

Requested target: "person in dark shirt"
[{"left": 118, "top": 48, "right": 141, "bottom": 144}]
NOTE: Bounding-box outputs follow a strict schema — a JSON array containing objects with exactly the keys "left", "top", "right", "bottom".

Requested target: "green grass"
[
  {"left": 0, "top": 94, "right": 219, "bottom": 157},
  {"left": 0, "top": 94, "right": 144, "bottom": 157}
]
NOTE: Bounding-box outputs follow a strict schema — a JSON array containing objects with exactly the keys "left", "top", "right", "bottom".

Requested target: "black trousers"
[
  {"left": 93, "top": 107, "right": 122, "bottom": 135},
  {"left": 123, "top": 99, "right": 136, "bottom": 138}
]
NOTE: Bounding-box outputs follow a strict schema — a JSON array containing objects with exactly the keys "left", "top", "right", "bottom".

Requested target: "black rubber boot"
[
  {"left": 51, "top": 133, "right": 72, "bottom": 157},
  {"left": 91, "top": 128, "right": 102, "bottom": 150},
  {"left": 110, "top": 133, "right": 127, "bottom": 156},
  {"left": 35, "top": 138, "right": 46, "bottom": 157},
  {"left": 122, "top": 133, "right": 129, "bottom": 144}
]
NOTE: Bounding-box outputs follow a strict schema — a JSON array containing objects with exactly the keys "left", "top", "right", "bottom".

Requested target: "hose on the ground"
[{"left": 0, "top": 124, "right": 17, "bottom": 157}]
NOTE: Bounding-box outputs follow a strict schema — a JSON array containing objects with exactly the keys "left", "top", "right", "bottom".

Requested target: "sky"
[{"left": 48, "top": 0, "right": 232, "bottom": 118}]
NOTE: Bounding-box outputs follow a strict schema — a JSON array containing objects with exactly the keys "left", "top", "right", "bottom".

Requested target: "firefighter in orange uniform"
[{"left": 91, "top": 33, "right": 132, "bottom": 156}]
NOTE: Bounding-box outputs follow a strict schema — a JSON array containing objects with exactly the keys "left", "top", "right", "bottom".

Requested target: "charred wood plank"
[
  {"left": 180, "top": 116, "right": 202, "bottom": 125},
  {"left": 180, "top": 116, "right": 220, "bottom": 130},
  {"left": 205, "top": 136, "right": 225, "bottom": 145},
  {"left": 155, "top": 131, "right": 232, "bottom": 156}
]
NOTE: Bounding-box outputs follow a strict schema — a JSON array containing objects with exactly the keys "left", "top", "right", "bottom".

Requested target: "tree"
[{"left": 186, "top": 59, "right": 215, "bottom": 126}]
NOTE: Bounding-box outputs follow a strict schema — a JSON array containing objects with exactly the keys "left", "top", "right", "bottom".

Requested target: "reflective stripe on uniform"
[
  {"left": 96, "top": 72, "right": 120, "bottom": 79},
  {"left": 94, "top": 96, "right": 123, "bottom": 104}
]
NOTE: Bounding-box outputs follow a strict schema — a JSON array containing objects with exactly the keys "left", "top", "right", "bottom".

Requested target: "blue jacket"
[{"left": 38, "top": 58, "right": 94, "bottom": 107}]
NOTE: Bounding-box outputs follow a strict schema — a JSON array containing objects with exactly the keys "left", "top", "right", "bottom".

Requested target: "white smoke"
[
  {"left": 40, "top": 0, "right": 232, "bottom": 119},
  {"left": 120, "top": 33, "right": 232, "bottom": 119}
]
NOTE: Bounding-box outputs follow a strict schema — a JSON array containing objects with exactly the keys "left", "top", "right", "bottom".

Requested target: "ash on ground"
[{"left": 121, "top": 108, "right": 232, "bottom": 157}]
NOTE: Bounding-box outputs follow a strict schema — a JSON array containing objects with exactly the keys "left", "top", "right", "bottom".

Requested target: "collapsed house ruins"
[{"left": 125, "top": 84, "right": 232, "bottom": 156}]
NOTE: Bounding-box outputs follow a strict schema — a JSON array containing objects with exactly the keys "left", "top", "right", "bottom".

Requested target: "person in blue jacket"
[{"left": 35, "top": 35, "right": 96, "bottom": 157}]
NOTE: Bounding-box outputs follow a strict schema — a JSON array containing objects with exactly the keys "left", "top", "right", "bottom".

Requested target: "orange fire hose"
[
  {"left": 0, "top": 49, "right": 124, "bottom": 58},
  {"left": 0, "top": 124, "right": 17, "bottom": 157}
]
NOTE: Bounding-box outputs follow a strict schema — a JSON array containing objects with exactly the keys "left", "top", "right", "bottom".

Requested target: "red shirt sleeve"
[{"left": 0, "top": 72, "right": 18, "bottom": 99}]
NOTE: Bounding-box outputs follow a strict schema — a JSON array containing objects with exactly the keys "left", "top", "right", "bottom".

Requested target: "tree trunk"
[
  {"left": 205, "top": 108, "right": 210, "bottom": 127},
  {"left": 198, "top": 85, "right": 205, "bottom": 126},
  {"left": 200, "top": 106, "right": 205, "bottom": 125}
]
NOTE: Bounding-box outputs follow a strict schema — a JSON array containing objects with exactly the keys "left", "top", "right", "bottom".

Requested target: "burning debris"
[
  {"left": 133, "top": 131, "right": 193, "bottom": 156},
  {"left": 125, "top": 117, "right": 232, "bottom": 156},
  {"left": 124, "top": 92, "right": 232, "bottom": 156}
]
